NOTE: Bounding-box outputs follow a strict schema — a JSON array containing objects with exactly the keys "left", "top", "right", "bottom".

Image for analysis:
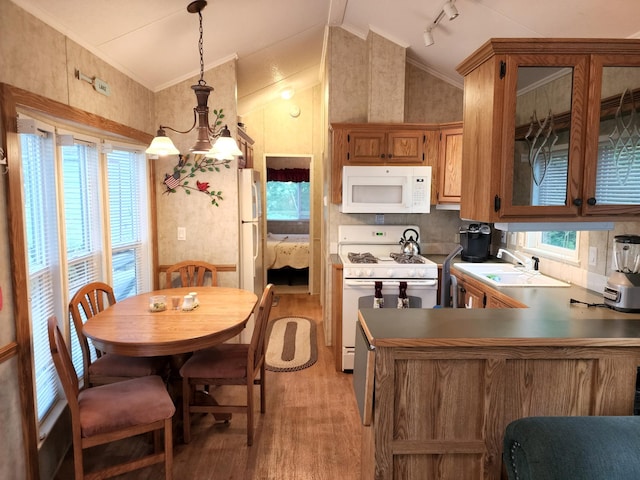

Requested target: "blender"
[{"left": 604, "top": 235, "right": 640, "bottom": 312}]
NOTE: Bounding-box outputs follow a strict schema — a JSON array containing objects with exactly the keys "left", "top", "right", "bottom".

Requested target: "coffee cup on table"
[
  {"left": 189, "top": 291, "right": 199, "bottom": 306},
  {"left": 182, "top": 294, "right": 194, "bottom": 311}
]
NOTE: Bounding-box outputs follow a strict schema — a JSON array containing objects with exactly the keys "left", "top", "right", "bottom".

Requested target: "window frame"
[{"left": 15, "top": 112, "right": 154, "bottom": 441}]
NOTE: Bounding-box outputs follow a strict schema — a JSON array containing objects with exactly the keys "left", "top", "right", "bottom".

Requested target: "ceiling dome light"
[{"left": 281, "top": 87, "right": 295, "bottom": 100}]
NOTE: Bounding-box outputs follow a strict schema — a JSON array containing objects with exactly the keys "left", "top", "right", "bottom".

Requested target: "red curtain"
[{"left": 267, "top": 168, "right": 309, "bottom": 183}]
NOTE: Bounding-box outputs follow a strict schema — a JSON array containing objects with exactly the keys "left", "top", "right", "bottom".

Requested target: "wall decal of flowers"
[
  {"left": 162, "top": 153, "right": 231, "bottom": 206},
  {"left": 161, "top": 108, "right": 232, "bottom": 206}
]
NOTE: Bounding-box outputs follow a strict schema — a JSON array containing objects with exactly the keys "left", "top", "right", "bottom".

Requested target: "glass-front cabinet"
[
  {"left": 457, "top": 39, "right": 640, "bottom": 223},
  {"left": 501, "top": 56, "right": 587, "bottom": 217},
  {"left": 583, "top": 57, "right": 640, "bottom": 215}
]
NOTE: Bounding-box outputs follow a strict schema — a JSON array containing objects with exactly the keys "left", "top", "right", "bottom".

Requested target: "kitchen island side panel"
[{"left": 367, "top": 346, "right": 640, "bottom": 480}]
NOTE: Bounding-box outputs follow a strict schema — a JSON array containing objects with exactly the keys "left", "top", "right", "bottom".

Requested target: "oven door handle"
[{"left": 343, "top": 279, "right": 437, "bottom": 287}]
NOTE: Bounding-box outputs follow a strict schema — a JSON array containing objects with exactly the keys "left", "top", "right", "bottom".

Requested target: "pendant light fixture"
[{"left": 146, "top": 0, "right": 242, "bottom": 160}]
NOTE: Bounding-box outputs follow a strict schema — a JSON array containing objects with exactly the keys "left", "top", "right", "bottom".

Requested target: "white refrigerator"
[{"left": 239, "top": 169, "right": 264, "bottom": 341}]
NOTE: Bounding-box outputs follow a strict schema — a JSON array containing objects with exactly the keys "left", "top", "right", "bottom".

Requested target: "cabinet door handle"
[
  {"left": 388, "top": 153, "right": 393, "bottom": 158},
  {"left": 380, "top": 154, "right": 385, "bottom": 158},
  {"left": 587, "top": 197, "right": 597, "bottom": 206},
  {"left": 572, "top": 198, "right": 583, "bottom": 206}
]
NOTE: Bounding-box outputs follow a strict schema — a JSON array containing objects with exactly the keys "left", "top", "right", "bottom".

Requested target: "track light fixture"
[
  {"left": 423, "top": 28, "right": 435, "bottom": 47},
  {"left": 442, "top": 1, "right": 459, "bottom": 20},
  {"left": 423, "top": 0, "right": 460, "bottom": 47}
]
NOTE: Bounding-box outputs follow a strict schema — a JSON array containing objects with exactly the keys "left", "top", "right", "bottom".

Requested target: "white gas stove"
[
  {"left": 338, "top": 225, "right": 438, "bottom": 371},
  {"left": 338, "top": 225, "right": 438, "bottom": 280}
]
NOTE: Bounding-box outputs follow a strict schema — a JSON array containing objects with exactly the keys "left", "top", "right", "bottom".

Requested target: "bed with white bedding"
[{"left": 265, "top": 233, "right": 310, "bottom": 270}]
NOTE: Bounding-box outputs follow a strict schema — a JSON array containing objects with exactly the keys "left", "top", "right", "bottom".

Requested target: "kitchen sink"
[{"left": 454, "top": 262, "right": 570, "bottom": 287}]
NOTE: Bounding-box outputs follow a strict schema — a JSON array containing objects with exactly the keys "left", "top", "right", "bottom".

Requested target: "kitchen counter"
[{"left": 357, "top": 259, "right": 640, "bottom": 480}]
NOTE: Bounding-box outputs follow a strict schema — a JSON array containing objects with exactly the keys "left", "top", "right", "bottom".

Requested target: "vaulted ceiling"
[{"left": 11, "top": 0, "right": 640, "bottom": 115}]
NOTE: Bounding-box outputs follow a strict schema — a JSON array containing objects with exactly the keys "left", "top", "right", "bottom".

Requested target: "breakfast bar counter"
[{"left": 357, "top": 291, "right": 640, "bottom": 480}]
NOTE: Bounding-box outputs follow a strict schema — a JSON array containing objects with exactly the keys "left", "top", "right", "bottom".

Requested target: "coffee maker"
[
  {"left": 604, "top": 235, "right": 640, "bottom": 312},
  {"left": 459, "top": 224, "right": 491, "bottom": 262}
]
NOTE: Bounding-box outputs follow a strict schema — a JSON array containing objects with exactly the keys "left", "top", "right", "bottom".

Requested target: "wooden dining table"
[{"left": 83, "top": 286, "right": 258, "bottom": 357}]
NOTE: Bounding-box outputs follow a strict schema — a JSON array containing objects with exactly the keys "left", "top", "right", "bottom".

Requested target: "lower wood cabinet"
[{"left": 454, "top": 268, "right": 526, "bottom": 309}]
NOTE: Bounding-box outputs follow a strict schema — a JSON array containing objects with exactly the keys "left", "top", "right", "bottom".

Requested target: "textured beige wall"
[
  {"left": 367, "top": 31, "right": 406, "bottom": 123},
  {"left": 153, "top": 60, "right": 241, "bottom": 287},
  {"left": 404, "top": 62, "right": 463, "bottom": 123},
  {"left": 0, "top": 0, "right": 154, "bottom": 133},
  {"left": 327, "top": 27, "right": 369, "bottom": 123}
]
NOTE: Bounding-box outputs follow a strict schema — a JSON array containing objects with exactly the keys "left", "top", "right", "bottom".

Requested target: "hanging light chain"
[{"left": 198, "top": 9, "right": 205, "bottom": 86}]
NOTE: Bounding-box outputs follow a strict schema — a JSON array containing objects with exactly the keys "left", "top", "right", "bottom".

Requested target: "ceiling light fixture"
[
  {"left": 146, "top": 0, "right": 242, "bottom": 159},
  {"left": 442, "top": 1, "right": 459, "bottom": 21},
  {"left": 281, "top": 87, "right": 295, "bottom": 100},
  {"left": 423, "top": 28, "right": 435, "bottom": 47},
  {"left": 423, "top": 0, "right": 460, "bottom": 47}
]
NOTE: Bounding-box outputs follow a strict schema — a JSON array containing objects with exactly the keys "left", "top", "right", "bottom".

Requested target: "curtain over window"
[{"left": 267, "top": 167, "right": 309, "bottom": 182}]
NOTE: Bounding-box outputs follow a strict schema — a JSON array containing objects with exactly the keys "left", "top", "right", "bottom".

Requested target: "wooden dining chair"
[
  {"left": 48, "top": 316, "right": 175, "bottom": 480},
  {"left": 165, "top": 260, "right": 218, "bottom": 288},
  {"left": 180, "top": 283, "right": 275, "bottom": 446},
  {"left": 69, "top": 282, "right": 168, "bottom": 386}
]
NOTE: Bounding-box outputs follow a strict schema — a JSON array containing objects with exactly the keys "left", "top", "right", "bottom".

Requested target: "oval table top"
[{"left": 83, "top": 286, "right": 258, "bottom": 356}]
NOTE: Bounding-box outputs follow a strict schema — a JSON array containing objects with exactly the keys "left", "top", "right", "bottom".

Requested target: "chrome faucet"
[{"left": 496, "top": 248, "right": 534, "bottom": 271}]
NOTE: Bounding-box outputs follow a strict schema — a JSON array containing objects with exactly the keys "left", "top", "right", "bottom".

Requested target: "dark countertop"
[{"left": 356, "top": 255, "right": 640, "bottom": 348}]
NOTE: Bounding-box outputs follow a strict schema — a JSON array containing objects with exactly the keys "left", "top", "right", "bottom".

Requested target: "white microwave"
[{"left": 341, "top": 165, "right": 431, "bottom": 214}]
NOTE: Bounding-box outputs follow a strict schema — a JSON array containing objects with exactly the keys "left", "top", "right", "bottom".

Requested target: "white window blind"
[
  {"left": 18, "top": 115, "right": 152, "bottom": 433},
  {"left": 20, "top": 128, "right": 62, "bottom": 422},
  {"left": 107, "top": 148, "right": 146, "bottom": 301},
  {"left": 61, "top": 140, "right": 103, "bottom": 376},
  {"left": 531, "top": 149, "right": 569, "bottom": 206},
  {"left": 595, "top": 140, "right": 640, "bottom": 204}
]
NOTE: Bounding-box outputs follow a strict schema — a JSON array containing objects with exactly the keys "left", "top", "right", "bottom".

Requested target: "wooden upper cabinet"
[
  {"left": 331, "top": 123, "right": 439, "bottom": 203},
  {"left": 456, "top": 38, "right": 640, "bottom": 223},
  {"left": 437, "top": 124, "right": 463, "bottom": 204},
  {"left": 346, "top": 128, "right": 426, "bottom": 164},
  {"left": 237, "top": 129, "right": 255, "bottom": 169}
]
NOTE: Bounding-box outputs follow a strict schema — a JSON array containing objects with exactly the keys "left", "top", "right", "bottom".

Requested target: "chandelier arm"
[{"left": 159, "top": 108, "right": 199, "bottom": 135}]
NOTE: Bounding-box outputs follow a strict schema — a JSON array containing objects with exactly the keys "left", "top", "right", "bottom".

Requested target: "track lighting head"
[
  {"left": 443, "top": 1, "right": 459, "bottom": 20},
  {"left": 423, "top": 0, "right": 460, "bottom": 47},
  {"left": 423, "top": 28, "right": 434, "bottom": 47}
]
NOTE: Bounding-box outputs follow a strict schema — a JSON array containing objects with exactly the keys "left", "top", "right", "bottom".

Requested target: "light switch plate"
[
  {"left": 177, "top": 227, "right": 186, "bottom": 241},
  {"left": 589, "top": 246, "right": 597, "bottom": 266}
]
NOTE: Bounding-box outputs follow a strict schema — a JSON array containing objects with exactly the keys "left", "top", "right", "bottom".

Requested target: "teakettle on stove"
[{"left": 604, "top": 235, "right": 640, "bottom": 312}]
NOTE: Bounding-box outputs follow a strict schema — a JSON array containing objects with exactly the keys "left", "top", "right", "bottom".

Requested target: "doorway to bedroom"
[{"left": 264, "top": 155, "right": 311, "bottom": 293}]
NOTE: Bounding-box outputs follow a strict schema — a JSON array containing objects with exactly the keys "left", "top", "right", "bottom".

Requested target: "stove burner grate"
[
  {"left": 390, "top": 253, "right": 425, "bottom": 264},
  {"left": 347, "top": 252, "right": 378, "bottom": 264}
]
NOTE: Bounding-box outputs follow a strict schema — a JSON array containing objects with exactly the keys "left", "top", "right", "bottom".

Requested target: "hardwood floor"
[{"left": 54, "top": 293, "right": 362, "bottom": 479}]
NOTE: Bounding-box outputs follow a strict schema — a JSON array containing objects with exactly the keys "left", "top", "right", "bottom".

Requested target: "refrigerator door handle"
[
  {"left": 252, "top": 222, "right": 259, "bottom": 262},
  {"left": 251, "top": 177, "right": 261, "bottom": 220}
]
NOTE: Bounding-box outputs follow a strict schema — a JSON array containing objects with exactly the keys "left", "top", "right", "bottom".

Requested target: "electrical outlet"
[
  {"left": 589, "top": 246, "right": 597, "bottom": 266},
  {"left": 500, "top": 231, "right": 507, "bottom": 244},
  {"left": 177, "top": 227, "right": 186, "bottom": 241}
]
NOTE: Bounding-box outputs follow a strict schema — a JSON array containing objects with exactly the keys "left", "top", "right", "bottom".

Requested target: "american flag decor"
[{"left": 164, "top": 172, "right": 180, "bottom": 189}]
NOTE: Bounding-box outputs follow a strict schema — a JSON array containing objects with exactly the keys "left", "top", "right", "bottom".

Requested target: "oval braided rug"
[{"left": 265, "top": 316, "right": 317, "bottom": 372}]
